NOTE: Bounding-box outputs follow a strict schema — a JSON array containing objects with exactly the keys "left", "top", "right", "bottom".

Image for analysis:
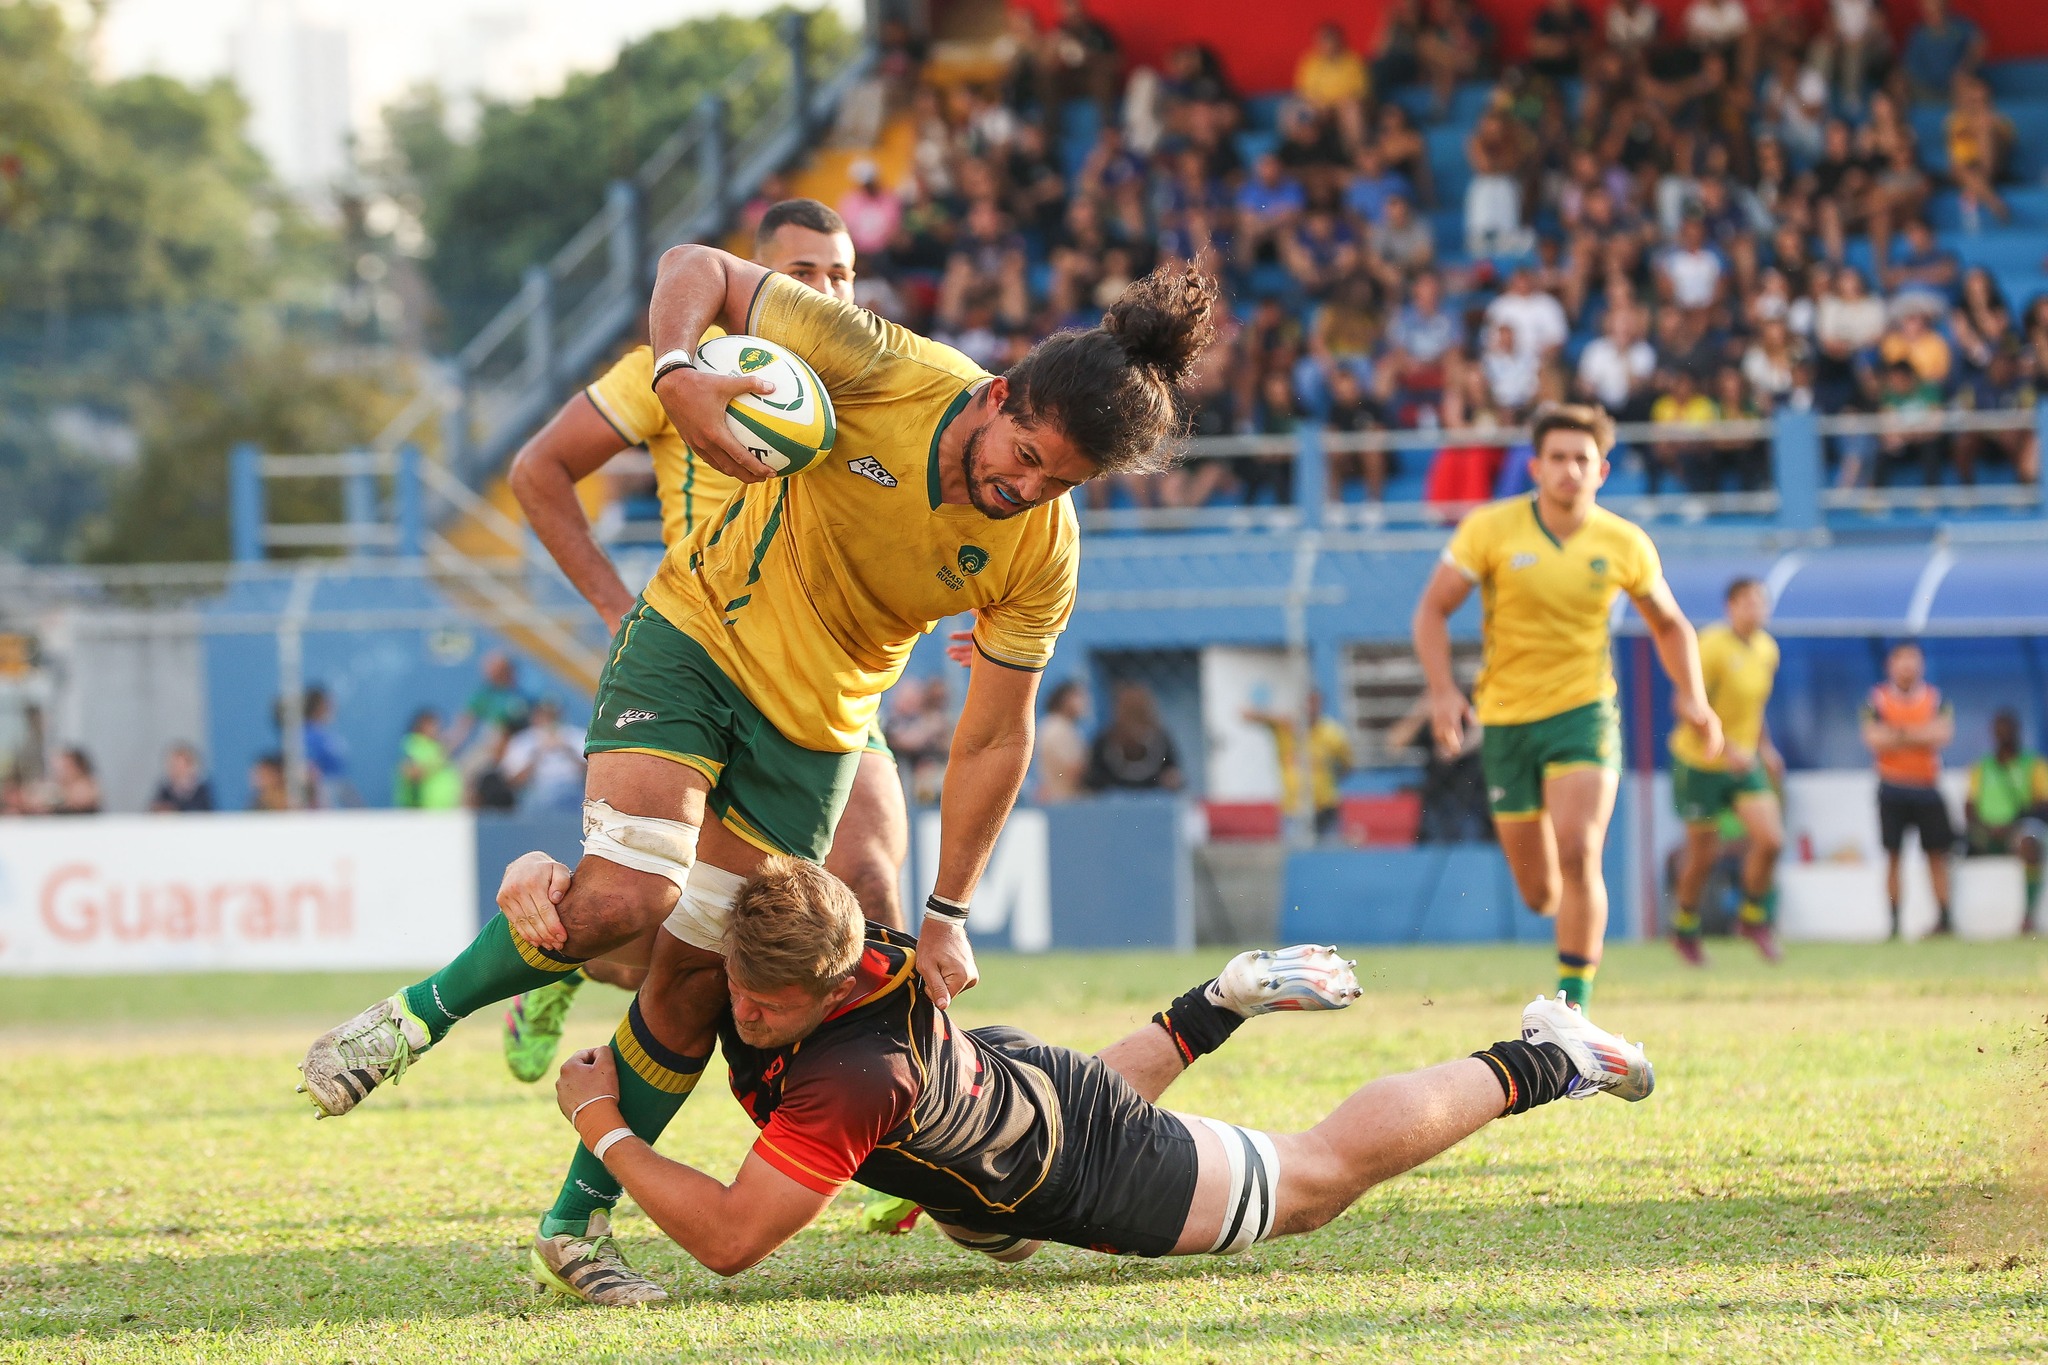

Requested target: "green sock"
[
  {"left": 1673, "top": 904, "right": 1703, "bottom": 936},
  {"left": 2027, "top": 871, "right": 2042, "bottom": 917},
  {"left": 1557, "top": 953, "right": 1598, "bottom": 1009},
  {"left": 1738, "top": 886, "right": 1777, "bottom": 927},
  {"left": 402, "top": 914, "right": 584, "bottom": 1044},
  {"left": 541, "top": 998, "right": 705, "bottom": 1237}
]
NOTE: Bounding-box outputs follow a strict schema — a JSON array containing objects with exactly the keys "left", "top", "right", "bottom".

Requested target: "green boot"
[{"left": 503, "top": 972, "right": 584, "bottom": 1083}]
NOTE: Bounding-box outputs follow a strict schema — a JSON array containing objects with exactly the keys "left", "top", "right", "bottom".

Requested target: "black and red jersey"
[{"left": 720, "top": 924, "right": 1062, "bottom": 1220}]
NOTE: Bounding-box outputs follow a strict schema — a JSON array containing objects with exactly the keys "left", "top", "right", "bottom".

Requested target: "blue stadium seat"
[
  {"left": 1243, "top": 93, "right": 1285, "bottom": 134},
  {"left": 1929, "top": 187, "right": 2048, "bottom": 228},
  {"left": 1995, "top": 272, "right": 2048, "bottom": 313},
  {"left": 1426, "top": 127, "right": 1473, "bottom": 201},
  {"left": 1986, "top": 58, "right": 2048, "bottom": 100},
  {"left": 1235, "top": 130, "right": 1281, "bottom": 166},
  {"left": 1448, "top": 81, "right": 1497, "bottom": 125},
  {"left": 1428, "top": 207, "right": 1465, "bottom": 251},
  {"left": 1944, "top": 229, "right": 2047, "bottom": 273},
  {"left": 1383, "top": 458, "right": 1429, "bottom": 503},
  {"left": 1388, "top": 86, "right": 1438, "bottom": 123},
  {"left": 1058, "top": 99, "right": 1100, "bottom": 180}
]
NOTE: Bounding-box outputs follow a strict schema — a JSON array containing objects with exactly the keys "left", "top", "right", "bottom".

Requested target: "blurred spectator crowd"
[{"left": 788, "top": 0, "right": 2046, "bottom": 508}]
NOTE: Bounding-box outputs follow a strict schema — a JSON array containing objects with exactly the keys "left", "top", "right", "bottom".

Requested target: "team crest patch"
[
  {"left": 736, "top": 346, "right": 774, "bottom": 373},
  {"left": 1589, "top": 557, "right": 1609, "bottom": 574},
  {"left": 847, "top": 456, "right": 898, "bottom": 488},
  {"left": 957, "top": 545, "right": 990, "bottom": 576}
]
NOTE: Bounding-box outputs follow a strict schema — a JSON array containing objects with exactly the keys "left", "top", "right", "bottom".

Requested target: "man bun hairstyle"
[
  {"left": 724, "top": 855, "right": 865, "bottom": 996},
  {"left": 1530, "top": 401, "right": 1617, "bottom": 458},
  {"left": 755, "top": 198, "right": 848, "bottom": 249},
  {"left": 1001, "top": 263, "right": 1219, "bottom": 475}
]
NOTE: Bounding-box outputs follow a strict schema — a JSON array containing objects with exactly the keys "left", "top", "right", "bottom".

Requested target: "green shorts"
[
  {"left": 584, "top": 600, "right": 859, "bottom": 861},
  {"left": 1671, "top": 759, "right": 1774, "bottom": 826},
  {"left": 863, "top": 713, "right": 893, "bottom": 758},
  {"left": 1480, "top": 699, "right": 1622, "bottom": 819}
]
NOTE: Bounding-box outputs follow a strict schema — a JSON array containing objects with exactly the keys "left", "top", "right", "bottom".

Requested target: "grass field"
[{"left": 3, "top": 939, "right": 2045, "bottom": 1363}]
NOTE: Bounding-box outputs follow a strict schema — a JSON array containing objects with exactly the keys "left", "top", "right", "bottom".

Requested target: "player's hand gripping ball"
[{"left": 695, "top": 334, "right": 836, "bottom": 475}]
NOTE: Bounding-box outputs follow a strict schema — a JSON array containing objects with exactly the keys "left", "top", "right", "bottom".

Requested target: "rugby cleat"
[
  {"left": 530, "top": 1210, "right": 668, "bottom": 1307},
  {"left": 1208, "top": 944, "right": 1363, "bottom": 1016},
  {"left": 1737, "top": 919, "right": 1783, "bottom": 963},
  {"left": 296, "top": 992, "right": 431, "bottom": 1117},
  {"left": 1520, "top": 991, "right": 1654, "bottom": 1103},
  {"left": 504, "top": 975, "right": 582, "bottom": 1083},
  {"left": 1672, "top": 933, "right": 1708, "bottom": 968}
]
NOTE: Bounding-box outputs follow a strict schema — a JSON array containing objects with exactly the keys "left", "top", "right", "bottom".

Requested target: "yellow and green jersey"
[
  {"left": 1442, "top": 495, "right": 1662, "bottom": 728},
  {"left": 584, "top": 332, "right": 737, "bottom": 548},
  {"left": 640, "top": 274, "right": 1080, "bottom": 753},
  {"left": 1672, "top": 622, "right": 1779, "bottom": 771}
]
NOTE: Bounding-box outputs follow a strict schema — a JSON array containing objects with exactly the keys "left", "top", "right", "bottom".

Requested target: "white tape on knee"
[
  {"left": 1197, "top": 1117, "right": 1281, "bottom": 1255},
  {"left": 581, "top": 798, "right": 700, "bottom": 889},
  {"left": 662, "top": 861, "right": 747, "bottom": 953}
]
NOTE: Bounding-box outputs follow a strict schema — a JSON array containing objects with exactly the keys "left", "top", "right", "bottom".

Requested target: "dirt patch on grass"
[{"left": 1943, "top": 1011, "right": 2048, "bottom": 1268}]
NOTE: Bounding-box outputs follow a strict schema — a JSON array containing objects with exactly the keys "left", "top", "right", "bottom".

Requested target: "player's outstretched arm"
[
  {"left": 557, "top": 1047, "right": 829, "bottom": 1276},
  {"left": 1635, "top": 577, "right": 1723, "bottom": 762},
  {"left": 508, "top": 395, "right": 638, "bottom": 633},
  {"left": 922, "top": 656, "right": 1042, "bottom": 1008}
]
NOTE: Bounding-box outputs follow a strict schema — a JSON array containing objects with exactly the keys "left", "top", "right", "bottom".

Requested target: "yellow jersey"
[
  {"left": 1264, "top": 714, "right": 1355, "bottom": 815},
  {"left": 640, "top": 274, "right": 1080, "bottom": 753},
  {"left": 1442, "top": 496, "right": 1662, "bottom": 727},
  {"left": 1671, "top": 622, "right": 1778, "bottom": 770},
  {"left": 583, "top": 332, "right": 736, "bottom": 547}
]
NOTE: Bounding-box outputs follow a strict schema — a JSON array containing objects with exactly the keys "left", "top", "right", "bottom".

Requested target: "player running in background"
[
  {"left": 1860, "top": 641, "right": 1956, "bottom": 938},
  {"left": 496, "top": 200, "right": 909, "bottom": 1090},
  {"left": 300, "top": 253, "right": 1218, "bottom": 1302},
  {"left": 540, "top": 854, "right": 1652, "bottom": 1298},
  {"left": 1670, "top": 577, "right": 1785, "bottom": 965},
  {"left": 1964, "top": 709, "right": 2048, "bottom": 934},
  {"left": 1412, "top": 403, "right": 1720, "bottom": 1011}
]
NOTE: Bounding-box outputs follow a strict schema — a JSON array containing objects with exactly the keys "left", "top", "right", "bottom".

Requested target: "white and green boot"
[
  {"left": 531, "top": 1210, "right": 669, "bottom": 1306},
  {"left": 297, "top": 992, "right": 431, "bottom": 1117}
]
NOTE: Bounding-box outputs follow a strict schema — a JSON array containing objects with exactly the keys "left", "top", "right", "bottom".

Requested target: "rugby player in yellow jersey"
[
  {"left": 495, "top": 201, "right": 907, "bottom": 1069},
  {"left": 299, "top": 250, "right": 1219, "bottom": 1304},
  {"left": 1670, "top": 577, "right": 1785, "bottom": 966},
  {"left": 1412, "top": 403, "right": 1721, "bottom": 1011}
]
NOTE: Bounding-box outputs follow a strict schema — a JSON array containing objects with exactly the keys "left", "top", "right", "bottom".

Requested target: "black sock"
[
  {"left": 1153, "top": 981, "right": 1246, "bottom": 1065},
  {"left": 1471, "top": 1039, "right": 1577, "bottom": 1114}
]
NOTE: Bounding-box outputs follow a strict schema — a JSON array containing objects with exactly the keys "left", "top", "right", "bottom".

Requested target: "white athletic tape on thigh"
[
  {"left": 661, "top": 860, "right": 747, "bottom": 953},
  {"left": 581, "top": 799, "right": 699, "bottom": 889},
  {"left": 1197, "top": 1116, "right": 1280, "bottom": 1254}
]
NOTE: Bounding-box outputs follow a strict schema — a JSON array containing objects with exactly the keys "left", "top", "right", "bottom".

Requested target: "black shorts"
[
  {"left": 954, "top": 1027, "right": 1199, "bottom": 1257},
  {"left": 1878, "top": 783, "right": 1955, "bottom": 854}
]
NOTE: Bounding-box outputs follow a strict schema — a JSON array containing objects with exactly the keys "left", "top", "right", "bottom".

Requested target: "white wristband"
[
  {"left": 591, "top": 1127, "right": 637, "bottom": 1162},
  {"left": 570, "top": 1094, "right": 619, "bottom": 1125}
]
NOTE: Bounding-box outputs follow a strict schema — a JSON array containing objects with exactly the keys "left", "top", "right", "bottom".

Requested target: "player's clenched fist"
[
  {"left": 498, "top": 850, "right": 574, "bottom": 953},
  {"left": 555, "top": 1046, "right": 622, "bottom": 1123},
  {"left": 652, "top": 365, "right": 778, "bottom": 484},
  {"left": 916, "top": 914, "right": 980, "bottom": 1010}
]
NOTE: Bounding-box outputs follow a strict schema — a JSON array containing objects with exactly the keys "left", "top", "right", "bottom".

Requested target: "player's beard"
[{"left": 962, "top": 425, "right": 1028, "bottom": 520}]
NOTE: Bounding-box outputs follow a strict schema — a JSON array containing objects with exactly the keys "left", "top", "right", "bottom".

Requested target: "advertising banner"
[{"left": 0, "top": 811, "right": 479, "bottom": 974}]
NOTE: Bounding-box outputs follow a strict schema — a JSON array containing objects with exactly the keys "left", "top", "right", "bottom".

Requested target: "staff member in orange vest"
[{"left": 1859, "top": 641, "right": 1956, "bottom": 938}]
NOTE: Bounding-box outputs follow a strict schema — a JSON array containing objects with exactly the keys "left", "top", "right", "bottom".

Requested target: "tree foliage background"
[
  {"left": 377, "top": 7, "right": 846, "bottom": 341},
  {"left": 0, "top": 0, "right": 840, "bottom": 563}
]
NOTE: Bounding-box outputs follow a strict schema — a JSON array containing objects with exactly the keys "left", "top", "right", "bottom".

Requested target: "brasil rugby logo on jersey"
[{"left": 957, "top": 545, "right": 989, "bottom": 576}]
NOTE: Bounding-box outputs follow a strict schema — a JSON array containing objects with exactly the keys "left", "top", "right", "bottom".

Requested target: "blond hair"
[{"left": 723, "top": 856, "right": 864, "bottom": 994}]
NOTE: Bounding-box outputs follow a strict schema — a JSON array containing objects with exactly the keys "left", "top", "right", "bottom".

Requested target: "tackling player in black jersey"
[{"left": 526, "top": 854, "right": 1654, "bottom": 1302}]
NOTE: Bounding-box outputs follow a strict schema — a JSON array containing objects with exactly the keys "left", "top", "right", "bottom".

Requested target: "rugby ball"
[{"left": 695, "top": 334, "right": 836, "bottom": 475}]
